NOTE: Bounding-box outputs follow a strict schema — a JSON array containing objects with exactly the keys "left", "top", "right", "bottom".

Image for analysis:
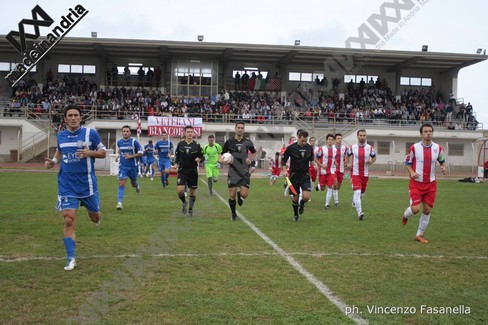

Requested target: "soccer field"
[{"left": 0, "top": 171, "right": 487, "bottom": 324}]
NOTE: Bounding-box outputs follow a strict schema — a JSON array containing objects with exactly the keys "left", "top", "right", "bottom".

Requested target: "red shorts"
[
  {"left": 319, "top": 173, "right": 336, "bottom": 188},
  {"left": 271, "top": 167, "right": 281, "bottom": 177},
  {"left": 309, "top": 165, "right": 317, "bottom": 182},
  {"left": 335, "top": 171, "right": 344, "bottom": 185},
  {"left": 351, "top": 175, "right": 369, "bottom": 193},
  {"left": 409, "top": 180, "right": 437, "bottom": 207}
]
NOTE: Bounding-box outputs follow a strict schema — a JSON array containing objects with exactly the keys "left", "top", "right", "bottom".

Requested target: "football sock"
[
  {"left": 229, "top": 198, "right": 236, "bottom": 214},
  {"left": 403, "top": 206, "right": 414, "bottom": 219},
  {"left": 151, "top": 168, "right": 155, "bottom": 177},
  {"left": 161, "top": 175, "right": 165, "bottom": 185},
  {"left": 326, "top": 188, "right": 333, "bottom": 205},
  {"left": 63, "top": 237, "right": 76, "bottom": 260},
  {"left": 353, "top": 190, "right": 362, "bottom": 215},
  {"left": 189, "top": 195, "right": 196, "bottom": 209},
  {"left": 178, "top": 193, "right": 186, "bottom": 203},
  {"left": 292, "top": 202, "right": 299, "bottom": 215},
  {"left": 333, "top": 189, "right": 338, "bottom": 202},
  {"left": 299, "top": 199, "right": 305, "bottom": 209},
  {"left": 237, "top": 192, "right": 245, "bottom": 205},
  {"left": 117, "top": 185, "right": 125, "bottom": 202},
  {"left": 208, "top": 178, "right": 213, "bottom": 191},
  {"left": 417, "top": 213, "right": 430, "bottom": 236}
]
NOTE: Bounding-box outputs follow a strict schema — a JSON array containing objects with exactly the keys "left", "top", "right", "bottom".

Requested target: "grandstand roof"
[{"left": 1, "top": 36, "right": 486, "bottom": 73}]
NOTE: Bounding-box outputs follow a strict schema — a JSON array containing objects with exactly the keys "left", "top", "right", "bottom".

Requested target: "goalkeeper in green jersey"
[{"left": 202, "top": 135, "right": 223, "bottom": 195}]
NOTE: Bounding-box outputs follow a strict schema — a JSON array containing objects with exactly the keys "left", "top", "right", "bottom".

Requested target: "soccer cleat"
[
  {"left": 188, "top": 209, "right": 193, "bottom": 217},
  {"left": 415, "top": 235, "right": 429, "bottom": 244},
  {"left": 334, "top": 201, "right": 339, "bottom": 207},
  {"left": 182, "top": 202, "right": 187, "bottom": 214},
  {"left": 231, "top": 213, "right": 237, "bottom": 221},
  {"left": 299, "top": 204, "right": 305, "bottom": 215},
  {"left": 293, "top": 215, "right": 299, "bottom": 222},
  {"left": 352, "top": 201, "right": 356, "bottom": 207},
  {"left": 64, "top": 258, "right": 76, "bottom": 271},
  {"left": 402, "top": 215, "right": 408, "bottom": 225},
  {"left": 184, "top": 192, "right": 188, "bottom": 197},
  {"left": 325, "top": 205, "right": 330, "bottom": 209},
  {"left": 358, "top": 212, "right": 364, "bottom": 221},
  {"left": 116, "top": 202, "right": 123, "bottom": 210},
  {"left": 150, "top": 177, "right": 154, "bottom": 181},
  {"left": 315, "top": 184, "right": 320, "bottom": 191},
  {"left": 136, "top": 184, "right": 141, "bottom": 194}
]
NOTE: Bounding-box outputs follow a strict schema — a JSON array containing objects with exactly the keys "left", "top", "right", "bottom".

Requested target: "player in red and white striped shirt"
[
  {"left": 269, "top": 152, "right": 282, "bottom": 185},
  {"left": 346, "top": 129, "right": 377, "bottom": 220},
  {"left": 315, "top": 134, "right": 337, "bottom": 208},
  {"left": 402, "top": 123, "right": 446, "bottom": 244},
  {"left": 333, "top": 133, "right": 347, "bottom": 206}
]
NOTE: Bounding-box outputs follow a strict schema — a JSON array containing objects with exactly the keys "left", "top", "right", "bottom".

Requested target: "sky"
[{"left": 2, "top": 0, "right": 487, "bottom": 128}]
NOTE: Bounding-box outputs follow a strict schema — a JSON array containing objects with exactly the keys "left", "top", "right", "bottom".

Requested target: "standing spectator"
[
  {"left": 137, "top": 67, "right": 145, "bottom": 86},
  {"left": 45, "top": 105, "right": 106, "bottom": 270},
  {"left": 124, "top": 66, "right": 131, "bottom": 86},
  {"left": 346, "top": 129, "right": 377, "bottom": 220},
  {"left": 115, "top": 125, "right": 143, "bottom": 210},
  {"left": 401, "top": 123, "right": 447, "bottom": 243},
  {"left": 202, "top": 134, "right": 223, "bottom": 195},
  {"left": 281, "top": 130, "right": 314, "bottom": 221},
  {"left": 174, "top": 125, "right": 204, "bottom": 217},
  {"left": 220, "top": 121, "right": 257, "bottom": 221},
  {"left": 484, "top": 160, "right": 488, "bottom": 179},
  {"left": 445, "top": 102, "right": 453, "bottom": 123},
  {"left": 234, "top": 71, "right": 241, "bottom": 90}
]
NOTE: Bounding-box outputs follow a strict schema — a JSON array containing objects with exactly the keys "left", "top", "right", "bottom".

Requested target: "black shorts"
[
  {"left": 177, "top": 168, "right": 198, "bottom": 188},
  {"left": 227, "top": 167, "right": 251, "bottom": 188},
  {"left": 290, "top": 173, "right": 312, "bottom": 193}
]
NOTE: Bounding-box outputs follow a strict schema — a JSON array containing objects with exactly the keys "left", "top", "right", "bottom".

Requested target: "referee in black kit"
[{"left": 174, "top": 125, "right": 204, "bottom": 217}]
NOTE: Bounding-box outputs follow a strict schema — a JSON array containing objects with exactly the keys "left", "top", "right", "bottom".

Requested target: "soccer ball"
[{"left": 221, "top": 152, "right": 234, "bottom": 164}]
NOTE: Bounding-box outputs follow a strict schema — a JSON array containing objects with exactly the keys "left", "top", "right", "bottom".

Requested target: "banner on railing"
[{"left": 147, "top": 116, "right": 203, "bottom": 138}]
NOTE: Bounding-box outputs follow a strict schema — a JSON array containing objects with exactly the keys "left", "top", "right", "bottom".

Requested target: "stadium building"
[{"left": 0, "top": 37, "right": 487, "bottom": 174}]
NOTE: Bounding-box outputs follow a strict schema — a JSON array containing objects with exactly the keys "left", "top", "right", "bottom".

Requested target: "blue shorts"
[
  {"left": 146, "top": 156, "right": 156, "bottom": 165},
  {"left": 118, "top": 166, "right": 139, "bottom": 181},
  {"left": 56, "top": 193, "right": 101, "bottom": 212},
  {"left": 158, "top": 158, "right": 172, "bottom": 171},
  {"left": 141, "top": 156, "right": 148, "bottom": 165}
]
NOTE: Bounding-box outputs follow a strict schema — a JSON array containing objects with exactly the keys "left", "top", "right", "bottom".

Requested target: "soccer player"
[
  {"left": 345, "top": 129, "right": 377, "bottom": 220},
  {"left": 115, "top": 125, "right": 143, "bottom": 210},
  {"left": 308, "top": 136, "right": 318, "bottom": 191},
  {"left": 154, "top": 131, "right": 174, "bottom": 188},
  {"left": 220, "top": 121, "right": 257, "bottom": 221},
  {"left": 202, "top": 134, "right": 222, "bottom": 195},
  {"left": 282, "top": 129, "right": 314, "bottom": 221},
  {"left": 174, "top": 125, "right": 204, "bottom": 217},
  {"left": 402, "top": 123, "right": 447, "bottom": 243},
  {"left": 315, "top": 133, "right": 337, "bottom": 209},
  {"left": 45, "top": 105, "right": 106, "bottom": 271},
  {"left": 269, "top": 151, "right": 281, "bottom": 185},
  {"left": 144, "top": 139, "right": 157, "bottom": 180},
  {"left": 333, "top": 133, "right": 347, "bottom": 206}
]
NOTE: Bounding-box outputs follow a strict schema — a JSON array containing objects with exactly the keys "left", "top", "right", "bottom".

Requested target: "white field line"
[
  {"left": 206, "top": 184, "right": 369, "bottom": 325},
  {"left": 1, "top": 251, "right": 487, "bottom": 263}
]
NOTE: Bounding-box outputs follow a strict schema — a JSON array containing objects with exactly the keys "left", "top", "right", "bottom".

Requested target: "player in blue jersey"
[
  {"left": 144, "top": 139, "right": 157, "bottom": 180},
  {"left": 115, "top": 125, "right": 143, "bottom": 210},
  {"left": 154, "top": 131, "right": 174, "bottom": 188},
  {"left": 45, "top": 105, "right": 107, "bottom": 271}
]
